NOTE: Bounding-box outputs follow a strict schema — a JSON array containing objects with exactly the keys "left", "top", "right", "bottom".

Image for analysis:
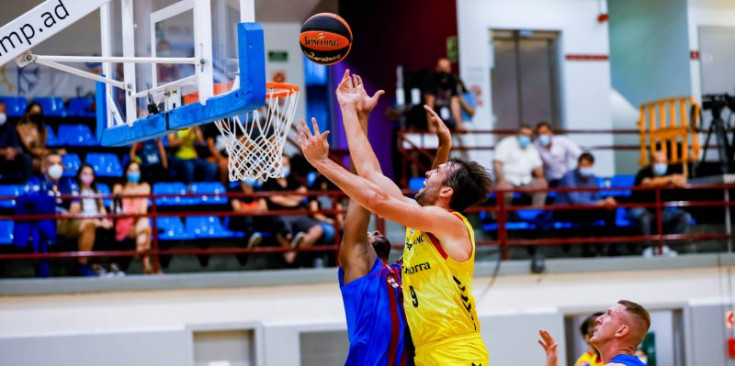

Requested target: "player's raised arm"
[
  {"left": 296, "top": 118, "right": 472, "bottom": 261},
  {"left": 336, "top": 71, "right": 411, "bottom": 203}
]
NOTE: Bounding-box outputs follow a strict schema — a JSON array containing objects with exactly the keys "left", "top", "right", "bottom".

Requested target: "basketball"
[{"left": 299, "top": 13, "right": 352, "bottom": 65}]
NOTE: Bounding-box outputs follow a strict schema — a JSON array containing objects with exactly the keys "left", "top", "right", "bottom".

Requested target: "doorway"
[{"left": 490, "top": 29, "right": 562, "bottom": 129}]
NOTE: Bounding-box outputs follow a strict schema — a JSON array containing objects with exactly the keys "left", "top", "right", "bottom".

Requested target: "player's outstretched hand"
[
  {"left": 295, "top": 118, "right": 331, "bottom": 164},
  {"left": 538, "top": 330, "right": 559, "bottom": 366},
  {"left": 336, "top": 69, "right": 362, "bottom": 108},
  {"left": 353, "top": 73, "right": 385, "bottom": 118},
  {"left": 424, "top": 105, "right": 451, "bottom": 144}
]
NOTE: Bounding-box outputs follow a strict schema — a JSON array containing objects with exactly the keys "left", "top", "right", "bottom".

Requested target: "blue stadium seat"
[
  {"left": 59, "top": 124, "right": 98, "bottom": 146},
  {"left": 0, "top": 185, "right": 21, "bottom": 209},
  {"left": 68, "top": 97, "right": 95, "bottom": 117},
  {"left": 409, "top": 177, "right": 425, "bottom": 192},
  {"left": 62, "top": 153, "right": 82, "bottom": 177},
  {"left": 33, "top": 97, "right": 66, "bottom": 117},
  {"left": 516, "top": 209, "right": 543, "bottom": 221},
  {"left": 46, "top": 125, "right": 61, "bottom": 147},
  {"left": 186, "top": 216, "right": 234, "bottom": 239},
  {"left": 306, "top": 171, "right": 318, "bottom": 188},
  {"left": 155, "top": 216, "right": 194, "bottom": 240},
  {"left": 86, "top": 153, "right": 122, "bottom": 177},
  {"left": 189, "top": 182, "right": 227, "bottom": 205},
  {"left": 153, "top": 182, "right": 192, "bottom": 206},
  {"left": 601, "top": 175, "right": 636, "bottom": 197},
  {"left": 0, "top": 220, "right": 14, "bottom": 245},
  {"left": 96, "top": 183, "right": 112, "bottom": 209},
  {"left": 0, "top": 96, "right": 27, "bottom": 117}
]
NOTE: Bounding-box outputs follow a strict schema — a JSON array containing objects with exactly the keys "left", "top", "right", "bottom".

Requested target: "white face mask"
[
  {"left": 0, "top": 113, "right": 6, "bottom": 126},
  {"left": 47, "top": 163, "right": 63, "bottom": 181}
]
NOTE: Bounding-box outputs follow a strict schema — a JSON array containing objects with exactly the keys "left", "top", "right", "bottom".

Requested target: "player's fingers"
[
  {"left": 342, "top": 69, "right": 350, "bottom": 81},
  {"left": 537, "top": 340, "right": 546, "bottom": 349},
  {"left": 298, "top": 119, "right": 311, "bottom": 139},
  {"left": 372, "top": 90, "right": 385, "bottom": 101},
  {"left": 321, "top": 130, "right": 330, "bottom": 140},
  {"left": 356, "top": 74, "right": 363, "bottom": 88},
  {"left": 311, "top": 117, "right": 321, "bottom": 136}
]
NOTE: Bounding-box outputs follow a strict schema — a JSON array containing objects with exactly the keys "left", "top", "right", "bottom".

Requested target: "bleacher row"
[
  {"left": 0, "top": 181, "right": 254, "bottom": 246},
  {"left": 0, "top": 96, "right": 95, "bottom": 118}
]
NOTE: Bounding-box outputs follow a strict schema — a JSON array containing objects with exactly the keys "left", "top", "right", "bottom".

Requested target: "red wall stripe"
[{"left": 565, "top": 54, "right": 609, "bottom": 61}]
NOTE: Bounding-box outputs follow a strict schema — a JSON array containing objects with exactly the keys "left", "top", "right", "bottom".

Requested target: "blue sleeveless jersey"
[
  {"left": 610, "top": 354, "right": 647, "bottom": 366},
  {"left": 338, "top": 258, "right": 413, "bottom": 366}
]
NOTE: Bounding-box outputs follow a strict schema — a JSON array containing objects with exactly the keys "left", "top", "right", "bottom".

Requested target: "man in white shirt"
[
  {"left": 493, "top": 124, "right": 547, "bottom": 207},
  {"left": 535, "top": 121, "right": 582, "bottom": 187}
]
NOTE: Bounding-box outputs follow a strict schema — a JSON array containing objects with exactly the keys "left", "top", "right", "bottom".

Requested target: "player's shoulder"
[{"left": 605, "top": 363, "right": 627, "bottom": 366}]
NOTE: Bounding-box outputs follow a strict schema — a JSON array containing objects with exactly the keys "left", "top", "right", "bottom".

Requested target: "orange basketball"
[{"left": 299, "top": 13, "right": 352, "bottom": 65}]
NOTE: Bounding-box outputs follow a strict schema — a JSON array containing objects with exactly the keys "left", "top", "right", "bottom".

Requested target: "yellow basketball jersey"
[
  {"left": 402, "top": 211, "right": 482, "bottom": 348},
  {"left": 575, "top": 351, "right": 603, "bottom": 366}
]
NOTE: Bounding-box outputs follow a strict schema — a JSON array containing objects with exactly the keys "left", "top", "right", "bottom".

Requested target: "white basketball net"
[{"left": 213, "top": 83, "right": 300, "bottom": 182}]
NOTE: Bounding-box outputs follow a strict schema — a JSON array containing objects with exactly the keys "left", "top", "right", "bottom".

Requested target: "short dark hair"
[
  {"left": 579, "top": 152, "right": 595, "bottom": 165},
  {"left": 443, "top": 158, "right": 492, "bottom": 212},
  {"left": 44, "top": 149, "right": 62, "bottom": 163},
  {"left": 24, "top": 101, "right": 43, "bottom": 116},
  {"left": 371, "top": 233, "right": 391, "bottom": 261},
  {"left": 535, "top": 121, "right": 552, "bottom": 133},
  {"left": 519, "top": 124, "right": 532, "bottom": 132},
  {"left": 618, "top": 300, "right": 651, "bottom": 332},
  {"left": 580, "top": 312, "right": 604, "bottom": 337}
]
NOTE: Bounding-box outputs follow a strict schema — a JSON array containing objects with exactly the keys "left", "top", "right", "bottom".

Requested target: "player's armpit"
[{"left": 368, "top": 198, "right": 472, "bottom": 261}]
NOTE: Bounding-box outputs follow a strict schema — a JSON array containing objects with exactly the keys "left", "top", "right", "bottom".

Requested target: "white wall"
[
  {"left": 457, "top": 0, "right": 615, "bottom": 176},
  {"left": 687, "top": 0, "right": 735, "bottom": 102}
]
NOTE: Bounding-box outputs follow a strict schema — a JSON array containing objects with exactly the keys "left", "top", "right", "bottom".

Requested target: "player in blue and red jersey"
[{"left": 336, "top": 73, "right": 451, "bottom": 366}]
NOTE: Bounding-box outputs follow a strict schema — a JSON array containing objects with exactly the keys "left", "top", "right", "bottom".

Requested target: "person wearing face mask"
[
  {"left": 494, "top": 124, "right": 547, "bottom": 208},
  {"left": 423, "top": 57, "right": 466, "bottom": 131},
  {"left": 227, "top": 176, "right": 268, "bottom": 266},
  {"left": 56, "top": 164, "right": 114, "bottom": 276},
  {"left": 261, "top": 154, "right": 324, "bottom": 266},
  {"left": 535, "top": 121, "right": 582, "bottom": 187},
  {"left": 629, "top": 151, "right": 691, "bottom": 257},
  {"left": 555, "top": 153, "right": 617, "bottom": 257},
  {"left": 16, "top": 102, "right": 65, "bottom": 173},
  {"left": 113, "top": 161, "right": 155, "bottom": 274},
  {"left": 156, "top": 40, "right": 180, "bottom": 83},
  {"left": 0, "top": 101, "right": 32, "bottom": 183},
  {"left": 17, "top": 151, "right": 70, "bottom": 276}
]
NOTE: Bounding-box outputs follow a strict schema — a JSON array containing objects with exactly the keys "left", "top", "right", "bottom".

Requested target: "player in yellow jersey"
[
  {"left": 295, "top": 70, "right": 492, "bottom": 365},
  {"left": 575, "top": 313, "right": 605, "bottom": 366}
]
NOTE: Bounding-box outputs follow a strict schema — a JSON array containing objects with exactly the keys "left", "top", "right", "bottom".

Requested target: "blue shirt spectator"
[{"left": 556, "top": 153, "right": 616, "bottom": 207}]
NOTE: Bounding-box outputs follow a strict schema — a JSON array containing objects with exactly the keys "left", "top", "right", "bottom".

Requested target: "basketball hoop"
[{"left": 213, "top": 82, "right": 300, "bottom": 182}]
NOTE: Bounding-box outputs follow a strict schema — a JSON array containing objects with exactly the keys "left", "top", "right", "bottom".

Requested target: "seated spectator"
[
  {"left": 130, "top": 137, "right": 169, "bottom": 183},
  {"left": 203, "top": 122, "right": 229, "bottom": 185},
  {"left": 0, "top": 101, "right": 32, "bottom": 182},
  {"left": 535, "top": 121, "right": 582, "bottom": 187},
  {"left": 167, "top": 127, "right": 217, "bottom": 184},
  {"left": 19, "top": 150, "right": 68, "bottom": 276},
  {"left": 113, "top": 161, "right": 155, "bottom": 274},
  {"left": 57, "top": 163, "right": 114, "bottom": 276},
  {"left": 555, "top": 153, "right": 616, "bottom": 256},
  {"left": 308, "top": 174, "right": 344, "bottom": 245},
  {"left": 629, "top": 151, "right": 691, "bottom": 256},
  {"left": 228, "top": 178, "right": 267, "bottom": 250},
  {"left": 262, "top": 154, "right": 323, "bottom": 265},
  {"left": 424, "top": 57, "right": 465, "bottom": 131},
  {"left": 493, "top": 124, "right": 547, "bottom": 207},
  {"left": 574, "top": 312, "right": 604, "bottom": 366},
  {"left": 16, "top": 102, "right": 65, "bottom": 172}
]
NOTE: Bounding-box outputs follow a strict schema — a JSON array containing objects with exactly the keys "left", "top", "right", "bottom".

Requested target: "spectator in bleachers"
[
  {"left": 130, "top": 137, "right": 169, "bottom": 183},
  {"left": 263, "top": 154, "right": 323, "bottom": 265},
  {"left": 423, "top": 57, "right": 465, "bottom": 131},
  {"left": 574, "top": 312, "right": 604, "bottom": 366},
  {"left": 493, "top": 124, "right": 547, "bottom": 207},
  {"left": 16, "top": 102, "right": 64, "bottom": 173},
  {"left": 535, "top": 121, "right": 582, "bottom": 187},
  {"left": 228, "top": 178, "right": 267, "bottom": 250},
  {"left": 457, "top": 79, "right": 476, "bottom": 125},
  {"left": 156, "top": 40, "right": 179, "bottom": 83},
  {"left": 113, "top": 161, "right": 155, "bottom": 274},
  {"left": 57, "top": 163, "right": 114, "bottom": 276},
  {"left": 308, "top": 174, "right": 344, "bottom": 246},
  {"left": 167, "top": 127, "right": 217, "bottom": 184},
  {"left": 555, "top": 153, "right": 616, "bottom": 256},
  {"left": 203, "top": 123, "right": 229, "bottom": 185},
  {"left": 0, "top": 101, "right": 32, "bottom": 182},
  {"left": 629, "top": 151, "right": 691, "bottom": 256}
]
